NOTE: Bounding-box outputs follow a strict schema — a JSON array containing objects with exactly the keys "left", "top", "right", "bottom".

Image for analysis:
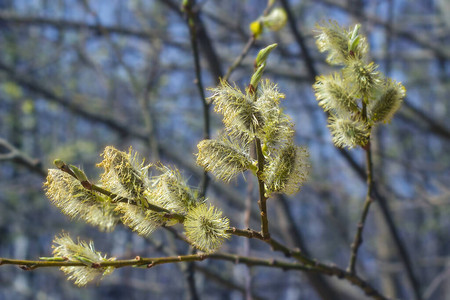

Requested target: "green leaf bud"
[
  {"left": 53, "top": 159, "right": 65, "bottom": 169},
  {"left": 249, "top": 20, "right": 263, "bottom": 38},
  {"left": 348, "top": 24, "right": 361, "bottom": 52},
  {"left": 250, "top": 62, "right": 266, "bottom": 89},
  {"left": 261, "top": 8, "right": 287, "bottom": 32},
  {"left": 69, "top": 165, "right": 89, "bottom": 183},
  {"left": 254, "top": 43, "right": 277, "bottom": 68},
  {"left": 315, "top": 21, "right": 368, "bottom": 65}
]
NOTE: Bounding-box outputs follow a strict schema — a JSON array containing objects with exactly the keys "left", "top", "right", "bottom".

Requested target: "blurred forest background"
[{"left": 0, "top": 0, "right": 449, "bottom": 299}]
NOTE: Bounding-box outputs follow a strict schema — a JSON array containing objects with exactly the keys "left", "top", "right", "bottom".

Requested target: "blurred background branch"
[{"left": 0, "top": 1, "right": 448, "bottom": 299}]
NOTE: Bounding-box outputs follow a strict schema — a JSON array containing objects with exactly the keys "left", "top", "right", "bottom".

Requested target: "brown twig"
[
  {"left": 0, "top": 138, "right": 46, "bottom": 177},
  {"left": 226, "top": 227, "right": 390, "bottom": 300},
  {"left": 0, "top": 253, "right": 311, "bottom": 273},
  {"left": 183, "top": 0, "right": 211, "bottom": 199},
  {"left": 348, "top": 141, "right": 375, "bottom": 274}
]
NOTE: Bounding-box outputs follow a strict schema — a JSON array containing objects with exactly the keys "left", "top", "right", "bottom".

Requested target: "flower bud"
[{"left": 261, "top": 8, "right": 287, "bottom": 32}]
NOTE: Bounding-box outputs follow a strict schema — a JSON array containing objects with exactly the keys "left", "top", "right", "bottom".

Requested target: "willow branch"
[
  {"left": 348, "top": 141, "right": 374, "bottom": 274},
  {"left": 0, "top": 138, "right": 46, "bottom": 177},
  {"left": 223, "top": 36, "right": 256, "bottom": 82},
  {"left": 0, "top": 224, "right": 390, "bottom": 300},
  {"left": 0, "top": 254, "right": 312, "bottom": 273},
  {"left": 227, "top": 227, "right": 389, "bottom": 300},
  {"left": 55, "top": 160, "right": 186, "bottom": 223},
  {"left": 255, "top": 138, "right": 270, "bottom": 240},
  {"left": 280, "top": 5, "right": 420, "bottom": 296}
]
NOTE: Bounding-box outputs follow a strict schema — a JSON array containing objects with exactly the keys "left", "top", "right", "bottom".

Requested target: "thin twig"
[
  {"left": 243, "top": 171, "right": 254, "bottom": 300},
  {"left": 184, "top": 0, "right": 211, "bottom": 199},
  {"left": 222, "top": 1, "right": 275, "bottom": 82},
  {"left": 348, "top": 142, "right": 374, "bottom": 274},
  {"left": 0, "top": 138, "right": 46, "bottom": 177},
  {"left": 223, "top": 36, "right": 256, "bottom": 82},
  {"left": 226, "top": 227, "right": 390, "bottom": 300},
  {"left": 254, "top": 138, "right": 270, "bottom": 240},
  {"left": 0, "top": 253, "right": 312, "bottom": 272}
]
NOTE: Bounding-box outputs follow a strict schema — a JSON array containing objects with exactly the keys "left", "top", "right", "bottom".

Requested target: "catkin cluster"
[
  {"left": 44, "top": 146, "right": 231, "bottom": 285},
  {"left": 313, "top": 21, "right": 406, "bottom": 148},
  {"left": 196, "top": 45, "right": 310, "bottom": 196}
]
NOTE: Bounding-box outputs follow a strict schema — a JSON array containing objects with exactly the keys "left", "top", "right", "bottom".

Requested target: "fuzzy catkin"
[
  {"left": 52, "top": 233, "right": 115, "bottom": 286},
  {"left": 44, "top": 169, "right": 118, "bottom": 231},
  {"left": 184, "top": 203, "right": 230, "bottom": 253}
]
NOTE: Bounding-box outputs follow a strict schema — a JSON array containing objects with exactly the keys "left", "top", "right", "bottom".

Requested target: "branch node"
[{"left": 19, "top": 265, "right": 32, "bottom": 271}]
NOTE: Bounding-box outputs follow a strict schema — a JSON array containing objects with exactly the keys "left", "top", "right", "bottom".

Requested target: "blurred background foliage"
[{"left": 0, "top": 0, "right": 449, "bottom": 299}]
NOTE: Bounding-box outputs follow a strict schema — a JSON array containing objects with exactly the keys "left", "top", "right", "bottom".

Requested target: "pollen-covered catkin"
[
  {"left": 184, "top": 203, "right": 230, "bottom": 253},
  {"left": 97, "top": 146, "right": 151, "bottom": 207},
  {"left": 52, "top": 233, "right": 115, "bottom": 286},
  {"left": 196, "top": 136, "right": 253, "bottom": 182},
  {"left": 44, "top": 169, "right": 118, "bottom": 231},
  {"left": 264, "top": 144, "right": 310, "bottom": 195},
  {"left": 313, "top": 21, "right": 406, "bottom": 149}
]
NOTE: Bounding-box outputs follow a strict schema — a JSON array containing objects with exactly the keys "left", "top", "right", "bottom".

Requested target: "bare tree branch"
[{"left": 0, "top": 138, "right": 45, "bottom": 177}]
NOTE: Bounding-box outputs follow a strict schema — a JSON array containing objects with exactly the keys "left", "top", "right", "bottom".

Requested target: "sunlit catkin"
[
  {"left": 264, "top": 144, "right": 310, "bottom": 195},
  {"left": 52, "top": 233, "right": 115, "bottom": 286},
  {"left": 369, "top": 79, "right": 406, "bottom": 123},
  {"left": 114, "top": 203, "right": 163, "bottom": 237},
  {"left": 209, "top": 80, "right": 263, "bottom": 141},
  {"left": 184, "top": 203, "right": 230, "bottom": 253},
  {"left": 328, "top": 116, "right": 369, "bottom": 148},
  {"left": 44, "top": 169, "right": 118, "bottom": 231},
  {"left": 314, "top": 21, "right": 406, "bottom": 149},
  {"left": 150, "top": 166, "right": 199, "bottom": 214},
  {"left": 197, "top": 136, "right": 253, "bottom": 182},
  {"left": 97, "top": 146, "right": 150, "bottom": 207},
  {"left": 313, "top": 73, "right": 359, "bottom": 113},
  {"left": 343, "top": 60, "right": 381, "bottom": 99}
]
